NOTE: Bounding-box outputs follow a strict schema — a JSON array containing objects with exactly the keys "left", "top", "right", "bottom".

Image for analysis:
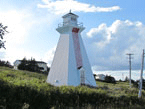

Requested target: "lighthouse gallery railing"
[{"left": 58, "top": 22, "right": 83, "bottom": 28}]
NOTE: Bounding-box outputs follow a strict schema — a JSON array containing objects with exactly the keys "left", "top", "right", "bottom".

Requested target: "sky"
[{"left": 0, "top": 0, "right": 145, "bottom": 72}]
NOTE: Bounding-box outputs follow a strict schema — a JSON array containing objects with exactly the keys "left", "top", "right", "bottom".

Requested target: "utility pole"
[
  {"left": 126, "top": 53, "right": 134, "bottom": 88},
  {"left": 138, "top": 49, "right": 145, "bottom": 98},
  {"left": 122, "top": 73, "right": 124, "bottom": 81}
]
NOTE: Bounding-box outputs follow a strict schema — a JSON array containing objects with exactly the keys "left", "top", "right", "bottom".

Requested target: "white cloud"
[
  {"left": 2, "top": 48, "right": 40, "bottom": 65},
  {"left": 37, "top": 0, "right": 121, "bottom": 14},
  {"left": 0, "top": 5, "right": 59, "bottom": 65},
  {"left": 0, "top": 10, "right": 37, "bottom": 64},
  {"left": 43, "top": 47, "right": 56, "bottom": 66},
  {"left": 86, "top": 20, "right": 145, "bottom": 71},
  {"left": 87, "top": 23, "right": 112, "bottom": 48},
  {"left": 0, "top": 10, "right": 30, "bottom": 44}
]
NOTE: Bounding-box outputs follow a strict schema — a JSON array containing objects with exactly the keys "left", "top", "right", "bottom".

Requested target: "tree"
[
  {"left": 18, "top": 57, "right": 40, "bottom": 72},
  {"left": 105, "top": 75, "right": 116, "bottom": 83},
  {"left": 18, "top": 57, "right": 27, "bottom": 70},
  {"left": 27, "top": 58, "right": 40, "bottom": 72},
  {"left": 0, "top": 23, "right": 8, "bottom": 49},
  {"left": 125, "top": 76, "right": 129, "bottom": 82},
  {"left": 0, "top": 60, "right": 12, "bottom": 68}
]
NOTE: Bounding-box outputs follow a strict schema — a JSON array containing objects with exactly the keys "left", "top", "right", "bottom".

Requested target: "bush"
[
  {"left": 133, "top": 79, "right": 145, "bottom": 89},
  {"left": 0, "top": 67, "right": 145, "bottom": 108},
  {"left": 18, "top": 58, "right": 40, "bottom": 73},
  {"left": 0, "top": 60, "right": 13, "bottom": 68},
  {"left": 0, "top": 79, "right": 143, "bottom": 109},
  {"left": 104, "top": 75, "right": 116, "bottom": 83}
]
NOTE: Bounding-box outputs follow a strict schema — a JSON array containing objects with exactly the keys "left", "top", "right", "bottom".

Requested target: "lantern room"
[{"left": 62, "top": 10, "right": 78, "bottom": 26}]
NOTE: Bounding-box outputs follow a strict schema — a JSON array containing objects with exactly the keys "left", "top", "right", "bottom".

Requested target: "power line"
[{"left": 126, "top": 53, "right": 134, "bottom": 88}]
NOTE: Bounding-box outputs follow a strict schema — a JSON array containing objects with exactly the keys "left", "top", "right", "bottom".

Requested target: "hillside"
[{"left": 0, "top": 66, "right": 145, "bottom": 109}]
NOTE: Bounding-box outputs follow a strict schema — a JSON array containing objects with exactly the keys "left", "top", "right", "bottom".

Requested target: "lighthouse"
[{"left": 47, "top": 11, "right": 96, "bottom": 87}]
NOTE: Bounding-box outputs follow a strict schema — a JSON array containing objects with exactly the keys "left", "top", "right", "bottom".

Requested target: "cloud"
[
  {"left": 37, "top": 0, "right": 121, "bottom": 14},
  {"left": 87, "top": 23, "right": 111, "bottom": 48},
  {"left": 2, "top": 48, "right": 41, "bottom": 65},
  {"left": 43, "top": 47, "right": 56, "bottom": 66},
  {"left": 0, "top": 9, "right": 38, "bottom": 64},
  {"left": 0, "top": 2, "right": 59, "bottom": 65},
  {"left": 86, "top": 20, "right": 145, "bottom": 71},
  {"left": 0, "top": 10, "right": 30, "bottom": 44}
]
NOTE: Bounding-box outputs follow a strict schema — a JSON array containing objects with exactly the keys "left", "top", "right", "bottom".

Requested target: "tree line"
[
  {"left": 18, "top": 58, "right": 49, "bottom": 74},
  {"left": 0, "top": 60, "right": 13, "bottom": 68}
]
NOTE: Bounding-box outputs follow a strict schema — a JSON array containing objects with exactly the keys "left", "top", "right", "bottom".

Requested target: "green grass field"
[
  {"left": 0, "top": 66, "right": 48, "bottom": 87},
  {"left": 0, "top": 66, "right": 145, "bottom": 109}
]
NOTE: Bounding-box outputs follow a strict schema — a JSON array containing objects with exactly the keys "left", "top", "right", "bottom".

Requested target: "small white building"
[
  {"left": 13, "top": 60, "right": 21, "bottom": 70},
  {"left": 95, "top": 74, "right": 106, "bottom": 81},
  {"left": 13, "top": 60, "right": 48, "bottom": 72}
]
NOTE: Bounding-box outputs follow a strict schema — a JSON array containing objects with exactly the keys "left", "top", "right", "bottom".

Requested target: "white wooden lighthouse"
[{"left": 47, "top": 11, "right": 96, "bottom": 87}]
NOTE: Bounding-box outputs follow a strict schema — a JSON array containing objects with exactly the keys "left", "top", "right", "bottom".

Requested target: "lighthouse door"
[{"left": 80, "top": 67, "right": 85, "bottom": 85}]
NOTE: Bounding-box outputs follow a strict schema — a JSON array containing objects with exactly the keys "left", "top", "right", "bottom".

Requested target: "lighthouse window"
[{"left": 71, "top": 17, "right": 76, "bottom": 21}]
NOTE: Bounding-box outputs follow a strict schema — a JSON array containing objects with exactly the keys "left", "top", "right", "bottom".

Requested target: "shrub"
[
  {"left": 0, "top": 67, "right": 145, "bottom": 108},
  {"left": 105, "top": 75, "right": 116, "bottom": 83},
  {"left": 18, "top": 58, "right": 40, "bottom": 73},
  {"left": 0, "top": 60, "right": 13, "bottom": 68}
]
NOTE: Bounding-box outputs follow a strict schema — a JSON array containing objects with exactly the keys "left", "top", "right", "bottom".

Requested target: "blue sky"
[{"left": 0, "top": 0, "right": 145, "bottom": 72}]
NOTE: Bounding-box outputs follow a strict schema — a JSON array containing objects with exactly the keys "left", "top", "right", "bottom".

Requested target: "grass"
[
  {"left": 0, "top": 66, "right": 58, "bottom": 100},
  {"left": 96, "top": 81, "right": 140, "bottom": 97},
  {"left": 0, "top": 66, "right": 145, "bottom": 108},
  {"left": 0, "top": 66, "right": 48, "bottom": 86}
]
